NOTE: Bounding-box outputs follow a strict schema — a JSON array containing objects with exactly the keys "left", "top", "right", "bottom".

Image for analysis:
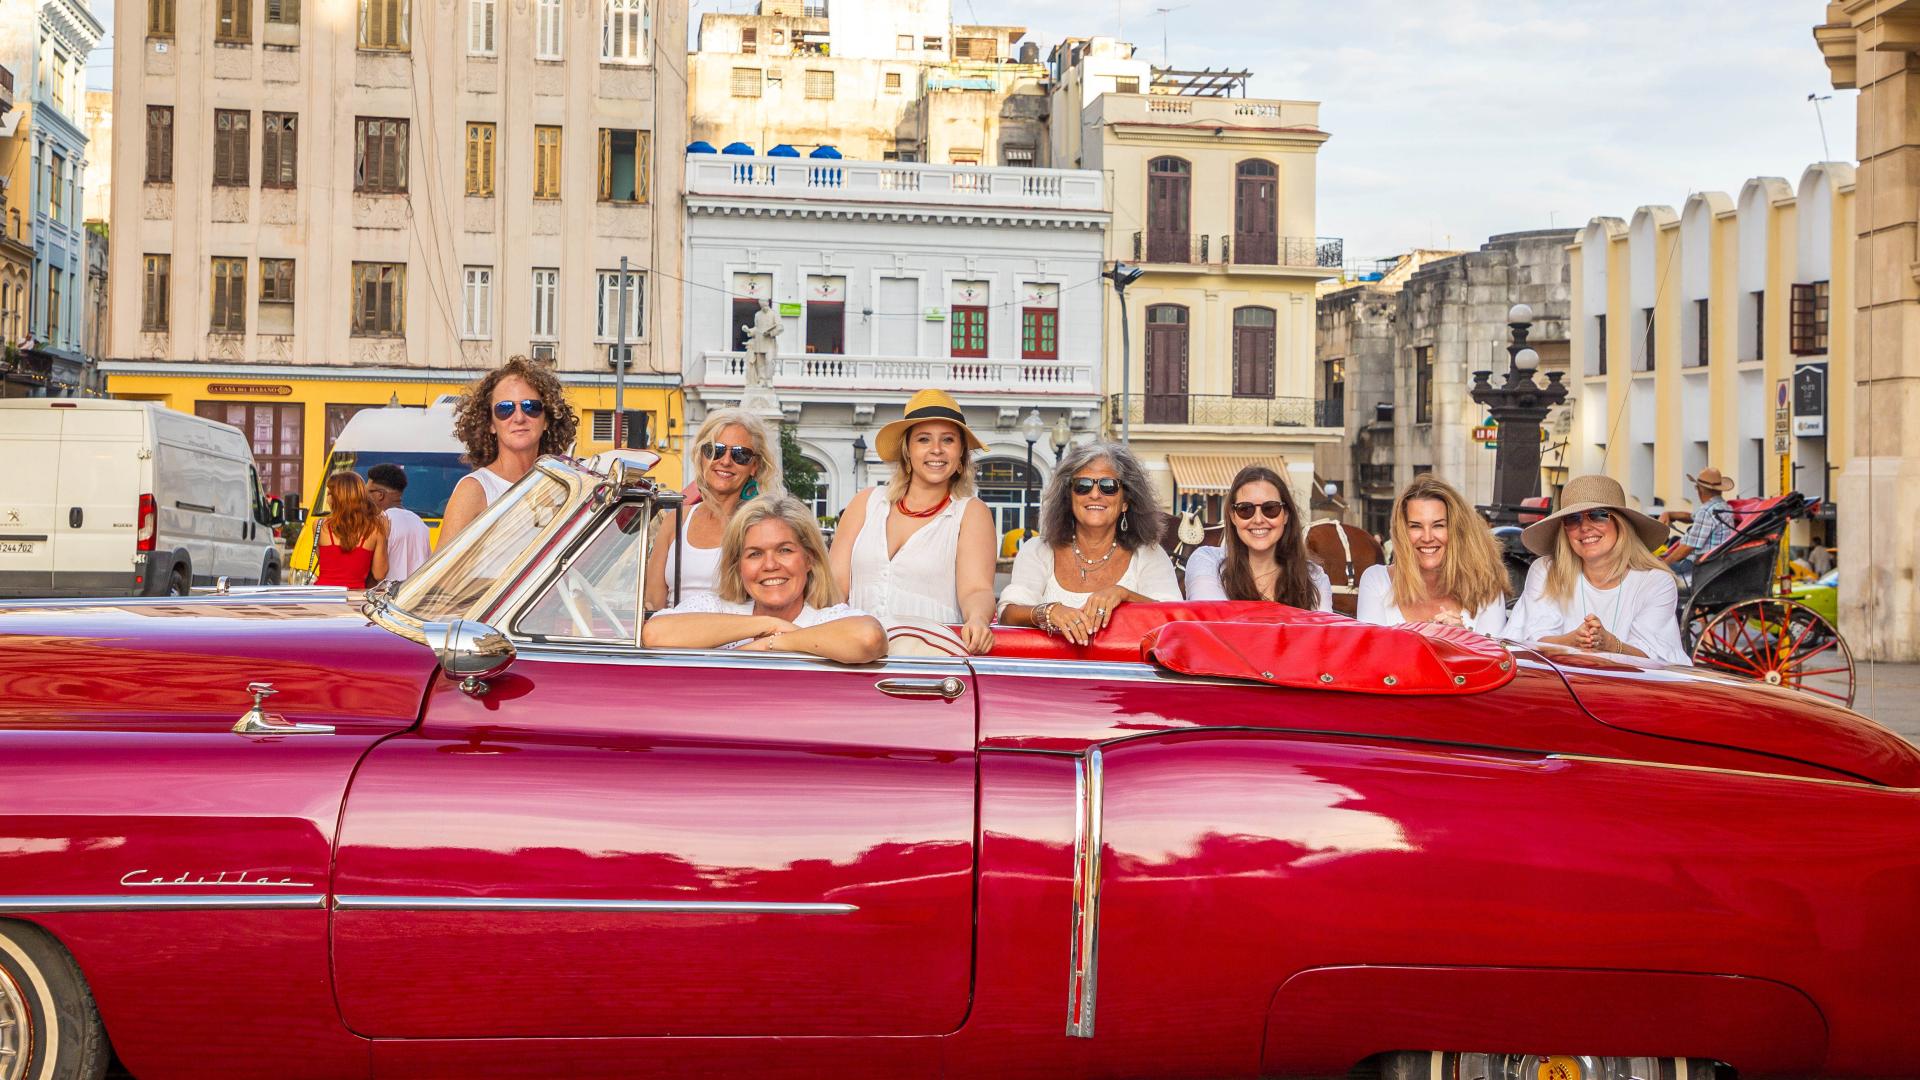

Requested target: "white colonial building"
[{"left": 683, "top": 153, "right": 1108, "bottom": 532}]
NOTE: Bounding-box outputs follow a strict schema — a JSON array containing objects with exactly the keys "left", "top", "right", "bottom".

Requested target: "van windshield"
[{"left": 315, "top": 451, "right": 469, "bottom": 520}]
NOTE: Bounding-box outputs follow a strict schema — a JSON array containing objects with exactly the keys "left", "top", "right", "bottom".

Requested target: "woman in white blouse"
[
  {"left": 1354, "top": 474, "right": 1508, "bottom": 635},
  {"left": 645, "top": 496, "right": 885, "bottom": 664},
  {"left": 828, "top": 389, "right": 998, "bottom": 653},
  {"left": 1507, "top": 473, "right": 1690, "bottom": 665},
  {"left": 1183, "top": 465, "right": 1333, "bottom": 611},
  {"left": 644, "top": 408, "right": 782, "bottom": 610},
  {"left": 999, "top": 442, "right": 1182, "bottom": 645}
]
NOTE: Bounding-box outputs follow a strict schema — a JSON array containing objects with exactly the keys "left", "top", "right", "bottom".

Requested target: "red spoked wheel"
[{"left": 1690, "top": 598, "right": 1856, "bottom": 707}]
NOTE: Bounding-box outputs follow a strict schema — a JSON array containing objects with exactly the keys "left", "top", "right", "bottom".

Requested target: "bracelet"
[{"left": 1035, "top": 602, "right": 1056, "bottom": 636}]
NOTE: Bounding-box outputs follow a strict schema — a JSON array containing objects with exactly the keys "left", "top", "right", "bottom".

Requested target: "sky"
[
  {"left": 965, "top": 0, "right": 1854, "bottom": 262},
  {"left": 88, "top": 0, "right": 1852, "bottom": 262}
]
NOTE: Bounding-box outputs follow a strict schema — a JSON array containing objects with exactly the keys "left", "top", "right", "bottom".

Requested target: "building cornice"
[
  {"left": 1106, "top": 124, "right": 1330, "bottom": 150},
  {"left": 99, "top": 360, "right": 680, "bottom": 388},
  {"left": 686, "top": 199, "right": 1108, "bottom": 229},
  {"left": 40, "top": 0, "right": 105, "bottom": 54}
]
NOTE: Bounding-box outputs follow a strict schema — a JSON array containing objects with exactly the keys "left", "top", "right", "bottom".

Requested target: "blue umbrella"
[
  {"left": 686, "top": 140, "right": 718, "bottom": 154},
  {"left": 768, "top": 144, "right": 801, "bottom": 157},
  {"left": 808, "top": 145, "right": 843, "bottom": 159},
  {"left": 721, "top": 141, "right": 755, "bottom": 155}
]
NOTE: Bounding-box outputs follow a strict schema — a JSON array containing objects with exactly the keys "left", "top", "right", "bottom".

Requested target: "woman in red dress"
[{"left": 313, "top": 471, "right": 390, "bottom": 590}]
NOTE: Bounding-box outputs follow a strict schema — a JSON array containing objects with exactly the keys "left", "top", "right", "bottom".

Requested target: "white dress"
[
  {"left": 999, "top": 536, "right": 1183, "bottom": 613},
  {"left": 1507, "top": 558, "right": 1691, "bottom": 666},
  {"left": 847, "top": 489, "right": 969, "bottom": 624},
  {"left": 1181, "top": 545, "right": 1335, "bottom": 611},
  {"left": 1353, "top": 564, "right": 1508, "bottom": 636},
  {"left": 660, "top": 504, "right": 723, "bottom": 607},
  {"left": 655, "top": 592, "right": 867, "bottom": 649}
]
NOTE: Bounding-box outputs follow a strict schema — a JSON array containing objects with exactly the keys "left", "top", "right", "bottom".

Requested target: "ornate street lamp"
[
  {"left": 1049, "top": 414, "right": 1072, "bottom": 463},
  {"left": 1021, "top": 408, "right": 1046, "bottom": 537},
  {"left": 1470, "top": 303, "right": 1568, "bottom": 525}
]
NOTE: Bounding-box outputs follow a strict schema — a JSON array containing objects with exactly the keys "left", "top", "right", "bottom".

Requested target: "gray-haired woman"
[{"left": 997, "top": 441, "right": 1181, "bottom": 645}]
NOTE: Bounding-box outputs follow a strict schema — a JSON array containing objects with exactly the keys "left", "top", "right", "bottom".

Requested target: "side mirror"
[
  {"left": 428, "top": 618, "right": 516, "bottom": 696},
  {"left": 264, "top": 497, "right": 287, "bottom": 527},
  {"left": 281, "top": 492, "right": 305, "bottom": 524}
]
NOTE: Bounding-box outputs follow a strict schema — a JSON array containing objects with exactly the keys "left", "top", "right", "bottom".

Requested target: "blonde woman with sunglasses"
[
  {"left": 1507, "top": 474, "right": 1690, "bottom": 665},
  {"left": 644, "top": 408, "right": 783, "bottom": 610},
  {"left": 1355, "top": 475, "right": 1507, "bottom": 634},
  {"left": 1183, "top": 465, "right": 1332, "bottom": 610}
]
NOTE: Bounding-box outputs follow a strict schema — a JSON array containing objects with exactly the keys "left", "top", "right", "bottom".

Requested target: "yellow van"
[{"left": 288, "top": 402, "right": 467, "bottom": 583}]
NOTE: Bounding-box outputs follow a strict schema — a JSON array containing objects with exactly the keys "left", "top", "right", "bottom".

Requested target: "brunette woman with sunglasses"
[
  {"left": 644, "top": 408, "right": 783, "bottom": 610},
  {"left": 1183, "top": 465, "right": 1331, "bottom": 609},
  {"left": 998, "top": 441, "right": 1180, "bottom": 645},
  {"left": 439, "top": 356, "right": 579, "bottom": 547},
  {"left": 1506, "top": 474, "right": 1689, "bottom": 664}
]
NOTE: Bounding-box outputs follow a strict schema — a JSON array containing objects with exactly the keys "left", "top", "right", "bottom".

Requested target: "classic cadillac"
[{"left": 3, "top": 452, "right": 1919, "bottom": 1080}]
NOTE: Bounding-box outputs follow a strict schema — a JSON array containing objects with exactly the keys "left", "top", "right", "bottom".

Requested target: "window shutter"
[
  {"left": 465, "top": 127, "right": 479, "bottom": 193},
  {"left": 598, "top": 129, "right": 612, "bottom": 200},
  {"left": 637, "top": 131, "right": 651, "bottom": 203},
  {"left": 214, "top": 115, "right": 231, "bottom": 183}
]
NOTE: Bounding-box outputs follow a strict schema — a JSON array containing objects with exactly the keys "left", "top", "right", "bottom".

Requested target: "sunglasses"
[
  {"left": 1562, "top": 508, "right": 1614, "bottom": 527},
  {"left": 1071, "top": 477, "right": 1122, "bottom": 497},
  {"left": 702, "top": 442, "right": 759, "bottom": 466},
  {"left": 1232, "top": 500, "right": 1286, "bottom": 521},
  {"left": 492, "top": 398, "right": 545, "bottom": 421}
]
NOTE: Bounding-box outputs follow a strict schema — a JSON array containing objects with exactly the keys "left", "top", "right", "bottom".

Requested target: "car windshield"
[
  {"left": 314, "top": 451, "right": 469, "bottom": 520},
  {"left": 390, "top": 469, "right": 576, "bottom": 623}
]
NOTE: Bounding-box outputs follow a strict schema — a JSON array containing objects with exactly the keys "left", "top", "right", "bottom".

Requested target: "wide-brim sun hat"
[
  {"left": 1686, "top": 466, "right": 1736, "bottom": 493},
  {"left": 1520, "top": 473, "right": 1669, "bottom": 557},
  {"left": 874, "top": 388, "right": 988, "bottom": 462}
]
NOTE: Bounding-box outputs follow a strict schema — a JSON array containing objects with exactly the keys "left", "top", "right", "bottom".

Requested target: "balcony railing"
[
  {"left": 1131, "top": 232, "right": 1343, "bottom": 269},
  {"left": 1107, "top": 393, "right": 1322, "bottom": 428},
  {"left": 701, "top": 352, "right": 1097, "bottom": 395},
  {"left": 688, "top": 156, "right": 1105, "bottom": 211},
  {"left": 1315, "top": 398, "right": 1343, "bottom": 427}
]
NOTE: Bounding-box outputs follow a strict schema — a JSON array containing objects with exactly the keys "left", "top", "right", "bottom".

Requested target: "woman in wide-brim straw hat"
[
  {"left": 1507, "top": 473, "right": 1691, "bottom": 665},
  {"left": 827, "top": 388, "right": 999, "bottom": 654}
]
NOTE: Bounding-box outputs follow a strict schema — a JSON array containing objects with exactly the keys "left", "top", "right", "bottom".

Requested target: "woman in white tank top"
[
  {"left": 644, "top": 408, "right": 783, "bottom": 610},
  {"left": 438, "top": 357, "right": 579, "bottom": 548},
  {"left": 827, "top": 390, "right": 998, "bottom": 654}
]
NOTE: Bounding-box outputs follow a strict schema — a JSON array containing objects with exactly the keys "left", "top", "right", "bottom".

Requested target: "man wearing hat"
[{"left": 1660, "top": 467, "right": 1737, "bottom": 580}]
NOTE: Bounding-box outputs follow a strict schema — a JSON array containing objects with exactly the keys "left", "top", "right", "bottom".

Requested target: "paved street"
[{"left": 1849, "top": 662, "right": 1920, "bottom": 746}]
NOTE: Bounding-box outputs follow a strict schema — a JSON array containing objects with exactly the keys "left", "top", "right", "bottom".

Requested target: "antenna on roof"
[
  {"left": 1152, "top": 4, "right": 1188, "bottom": 65},
  {"left": 1808, "top": 93, "right": 1835, "bottom": 162}
]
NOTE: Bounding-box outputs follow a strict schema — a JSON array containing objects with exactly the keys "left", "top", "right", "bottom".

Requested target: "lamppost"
[
  {"left": 850, "top": 433, "right": 867, "bottom": 494},
  {"left": 1469, "top": 303, "right": 1569, "bottom": 525},
  {"left": 1049, "top": 413, "right": 1072, "bottom": 463},
  {"left": 1021, "top": 408, "right": 1045, "bottom": 538},
  {"left": 1103, "top": 261, "right": 1144, "bottom": 445}
]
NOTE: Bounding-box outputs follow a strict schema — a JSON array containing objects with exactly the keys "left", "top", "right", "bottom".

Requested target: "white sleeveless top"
[
  {"left": 847, "top": 488, "right": 968, "bottom": 624},
  {"left": 470, "top": 466, "right": 514, "bottom": 505},
  {"left": 661, "top": 504, "right": 723, "bottom": 606}
]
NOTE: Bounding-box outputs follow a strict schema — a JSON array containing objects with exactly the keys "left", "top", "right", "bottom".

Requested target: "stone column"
[{"left": 1817, "top": 1, "right": 1920, "bottom": 659}]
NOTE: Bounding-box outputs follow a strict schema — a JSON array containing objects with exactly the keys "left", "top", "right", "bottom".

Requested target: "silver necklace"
[{"left": 1071, "top": 535, "right": 1117, "bottom": 580}]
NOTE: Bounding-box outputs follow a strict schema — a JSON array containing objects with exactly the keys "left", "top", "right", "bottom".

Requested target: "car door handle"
[{"left": 875, "top": 676, "right": 966, "bottom": 701}]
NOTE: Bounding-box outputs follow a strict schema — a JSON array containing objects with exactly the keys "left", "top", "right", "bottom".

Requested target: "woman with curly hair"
[
  {"left": 1354, "top": 474, "right": 1508, "bottom": 634},
  {"left": 313, "top": 471, "right": 389, "bottom": 589},
  {"left": 1182, "top": 464, "right": 1331, "bottom": 610},
  {"left": 437, "top": 355, "right": 579, "bottom": 546}
]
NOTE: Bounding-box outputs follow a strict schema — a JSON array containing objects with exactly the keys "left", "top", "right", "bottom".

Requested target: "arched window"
[
  {"left": 1231, "top": 306, "right": 1276, "bottom": 397},
  {"left": 799, "top": 457, "right": 832, "bottom": 523},
  {"left": 974, "top": 458, "right": 1043, "bottom": 537},
  {"left": 1146, "top": 157, "right": 1191, "bottom": 263},
  {"left": 1234, "top": 160, "right": 1277, "bottom": 265},
  {"left": 1144, "top": 304, "right": 1189, "bottom": 423}
]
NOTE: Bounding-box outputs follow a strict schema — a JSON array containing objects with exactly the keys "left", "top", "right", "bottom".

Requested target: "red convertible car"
[{"left": 3, "top": 453, "right": 1919, "bottom": 1080}]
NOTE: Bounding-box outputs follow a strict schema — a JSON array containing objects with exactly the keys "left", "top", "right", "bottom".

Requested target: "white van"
[
  {"left": 287, "top": 400, "right": 468, "bottom": 583},
  {"left": 0, "top": 400, "right": 284, "bottom": 597}
]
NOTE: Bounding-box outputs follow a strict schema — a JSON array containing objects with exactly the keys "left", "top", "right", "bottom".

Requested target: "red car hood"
[
  {"left": 1537, "top": 645, "right": 1920, "bottom": 787},
  {"left": 0, "top": 594, "right": 439, "bottom": 733}
]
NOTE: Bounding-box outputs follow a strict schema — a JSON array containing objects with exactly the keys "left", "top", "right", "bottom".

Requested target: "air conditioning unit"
[
  {"left": 531, "top": 342, "right": 557, "bottom": 363},
  {"left": 605, "top": 343, "right": 633, "bottom": 369}
]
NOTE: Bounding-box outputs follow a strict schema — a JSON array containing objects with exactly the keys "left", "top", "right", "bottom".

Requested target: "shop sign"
[
  {"left": 777, "top": 302, "right": 803, "bottom": 317},
  {"left": 1772, "top": 378, "right": 1791, "bottom": 455},
  {"left": 207, "top": 383, "right": 292, "bottom": 397},
  {"left": 1793, "top": 363, "right": 1826, "bottom": 437}
]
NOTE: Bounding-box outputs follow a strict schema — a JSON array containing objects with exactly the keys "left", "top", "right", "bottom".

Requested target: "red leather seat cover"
[
  {"left": 1142, "top": 619, "right": 1516, "bottom": 695},
  {"left": 981, "top": 602, "right": 1350, "bottom": 663}
]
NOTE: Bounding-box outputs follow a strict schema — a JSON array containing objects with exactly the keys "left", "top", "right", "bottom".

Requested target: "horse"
[{"left": 1305, "top": 519, "right": 1386, "bottom": 617}]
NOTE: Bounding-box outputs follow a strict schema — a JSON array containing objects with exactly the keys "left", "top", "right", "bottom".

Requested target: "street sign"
[
  {"left": 1793, "top": 363, "right": 1826, "bottom": 437},
  {"left": 1772, "top": 378, "right": 1791, "bottom": 455},
  {"left": 777, "top": 302, "right": 803, "bottom": 317},
  {"left": 1473, "top": 424, "right": 1498, "bottom": 445}
]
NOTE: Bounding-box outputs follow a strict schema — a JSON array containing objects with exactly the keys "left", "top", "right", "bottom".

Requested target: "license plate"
[{"left": 0, "top": 541, "right": 37, "bottom": 555}]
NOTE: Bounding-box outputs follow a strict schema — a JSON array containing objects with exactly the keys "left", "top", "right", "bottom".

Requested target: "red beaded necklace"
[{"left": 896, "top": 493, "right": 952, "bottom": 519}]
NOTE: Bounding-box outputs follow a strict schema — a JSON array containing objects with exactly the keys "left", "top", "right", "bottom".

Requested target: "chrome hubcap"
[
  {"left": 1454, "top": 1055, "right": 1668, "bottom": 1080},
  {"left": 0, "top": 961, "right": 32, "bottom": 1080}
]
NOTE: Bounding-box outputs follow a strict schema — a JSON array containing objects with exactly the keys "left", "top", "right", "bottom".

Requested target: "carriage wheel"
[{"left": 1690, "top": 598, "right": 1856, "bottom": 707}]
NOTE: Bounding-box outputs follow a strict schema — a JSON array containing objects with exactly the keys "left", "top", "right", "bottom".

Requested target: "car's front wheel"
[
  {"left": 1376, "top": 1052, "right": 1728, "bottom": 1080},
  {"left": 0, "top": 921, "right": 110, "bottom": 1080}
]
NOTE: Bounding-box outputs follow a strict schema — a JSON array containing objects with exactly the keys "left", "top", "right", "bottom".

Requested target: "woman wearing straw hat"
[
  {"left": 827, "top": 389, "right": 999, "bottom": 654},
  {"left": 1507, "top": 474, "right": 1690, "bottom": 665}
]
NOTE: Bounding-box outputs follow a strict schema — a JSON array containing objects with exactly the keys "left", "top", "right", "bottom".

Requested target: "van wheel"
[
  {"left": 167, "top": 566, "right": 190, "bottom": 596},
  {"left": 260, "top": 557, "right": 280, "bottom": 586},
  {"left": 0, "top": 920, "right": 112, "bottom": 1080}
]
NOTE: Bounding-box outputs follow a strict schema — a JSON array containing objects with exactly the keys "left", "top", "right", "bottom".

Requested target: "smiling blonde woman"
[{"left": 1355, "top": 474, "right": 1508, "bottom": 635}]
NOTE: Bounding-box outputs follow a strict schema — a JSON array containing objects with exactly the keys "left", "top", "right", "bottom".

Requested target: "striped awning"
[{"left": 1166, "top": 454, "right": 1289, "bottom": 494}]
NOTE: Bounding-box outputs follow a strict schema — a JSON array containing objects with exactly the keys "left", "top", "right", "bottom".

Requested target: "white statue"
[{"left": 742, "top": 300, "right": 782, "bottom": 390}]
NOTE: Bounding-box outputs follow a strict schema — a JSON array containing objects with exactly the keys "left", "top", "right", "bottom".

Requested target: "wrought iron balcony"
[
  {"left": 1107, "top": 393, "right": 1323, "bottom": 428},
  {"left": 700, "top": 352, "right": 1097, "bottom": 395},
  {"left": 1315, "top": 398, "right": 1344, "bottom": 427},
  {"left": 1130, "top": 232, "right": 1343, "bottom": 269}
]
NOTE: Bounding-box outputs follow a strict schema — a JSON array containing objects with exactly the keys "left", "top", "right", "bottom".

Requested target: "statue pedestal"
[{"left": 738, "top": 386, "right": 783, "bottom": 423}]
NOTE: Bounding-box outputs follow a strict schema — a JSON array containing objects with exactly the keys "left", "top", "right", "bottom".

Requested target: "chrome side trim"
[
  {"left": 1065, "top": 747, "right": 1104, "bottom": 1038},
  {"left": 0, "top": 893, "right": 327, "bottom": 913},
  {"left": 331, "top": 895, "right": 858, "bottom": 914}
]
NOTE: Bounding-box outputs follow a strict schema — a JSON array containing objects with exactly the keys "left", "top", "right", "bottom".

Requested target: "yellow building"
[
  {"left": 102, "top": 0, "right": 689, "bottom": 512},
  {"left": 1048, "top": 38, "right": 1339, "bottom": 511},
  {"left": 1569, "top": 163, "right": 1854, "bottom": 548}
]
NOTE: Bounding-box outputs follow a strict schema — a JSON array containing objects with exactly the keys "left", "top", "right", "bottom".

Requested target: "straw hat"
[
  {"left": 1686, "top": 466, "right": 1736, "bottom": 493},
  {"left": 874, "top": 388, "right": 988, "bottom": 461},
  {"left": 1520, "top": 474, "right": 1669, "bottom": 557}
]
